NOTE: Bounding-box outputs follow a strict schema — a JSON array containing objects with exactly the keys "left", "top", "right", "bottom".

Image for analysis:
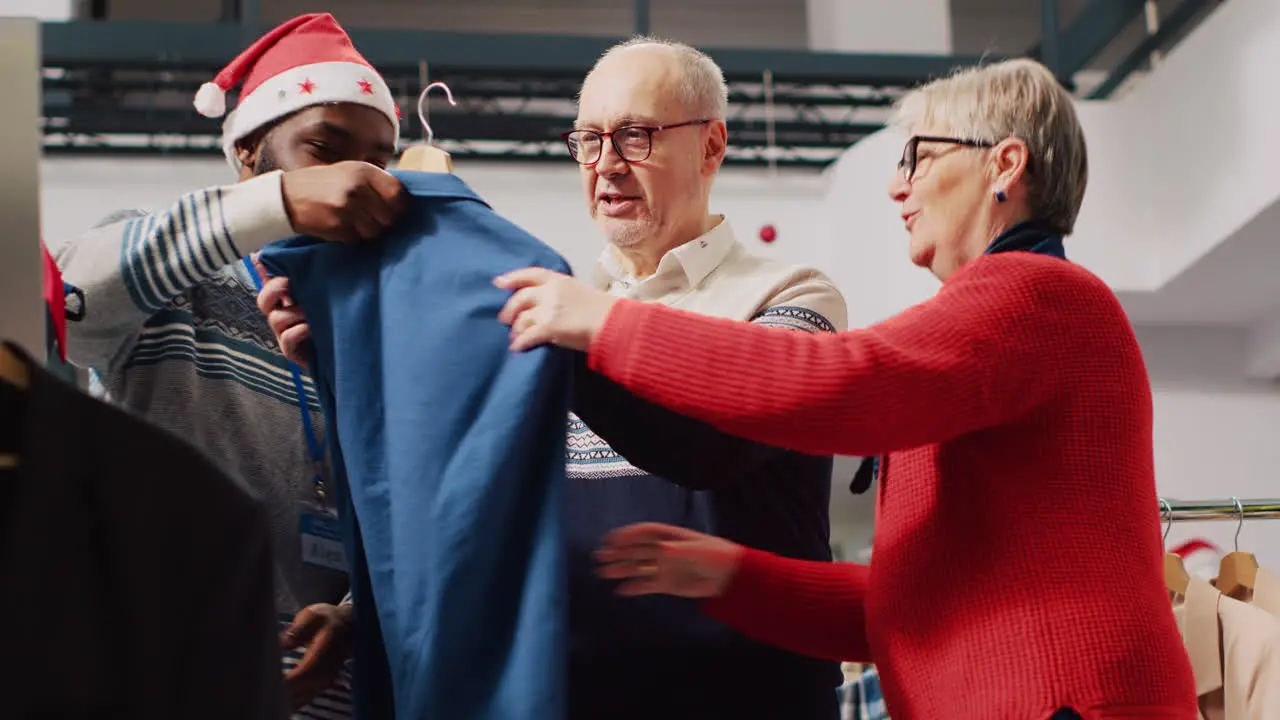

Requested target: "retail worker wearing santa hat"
[{"left": 52, "top": 13, "right": 404, "bottom": 718}]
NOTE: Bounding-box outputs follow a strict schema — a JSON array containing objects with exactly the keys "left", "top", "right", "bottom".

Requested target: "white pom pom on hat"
[{"left": 193, "top": 81, "right": 228, "bottom": 118}]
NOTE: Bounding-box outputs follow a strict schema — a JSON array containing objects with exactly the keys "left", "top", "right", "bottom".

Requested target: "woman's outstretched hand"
[
  {"left": 595, "top": 522, "right": 744, "bottom": 599},
  {"left": 494, "top": 268, "right": 616, "bottom": 352}
]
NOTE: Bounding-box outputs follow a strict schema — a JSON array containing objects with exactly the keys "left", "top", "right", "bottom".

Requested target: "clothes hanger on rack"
[
  {"left": 0, "top": 342, "right": 30, "bottom": 469},
  {"left": 397, "top": 81, "right": 457, "bottom": 173},
  {"left": 1214, "top": 497, "right": 1258, "bottom": 600},
  {"left": 1162, "top": 500, "right": 1190, "bottom": 596}
]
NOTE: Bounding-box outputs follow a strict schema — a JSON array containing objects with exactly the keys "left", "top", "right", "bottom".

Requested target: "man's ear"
[
  {"left": 703, "top": 120, "right": 728, "bottom": 174},
  {"left": 235, "top": 140, "right": 259, "bottom": 177}
]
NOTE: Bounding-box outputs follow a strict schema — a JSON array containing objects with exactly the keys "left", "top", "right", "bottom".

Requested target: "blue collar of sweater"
[
  {"left": 391, "top": 170, "right": 491, "bottom": 206},
  {"left": 984, "top": 219, "right": 1066, "bottom": 259}
]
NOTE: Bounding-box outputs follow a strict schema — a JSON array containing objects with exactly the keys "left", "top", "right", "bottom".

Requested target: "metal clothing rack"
[{"left": 1159, "top": 497, "right": 1280, "bottom": 523}]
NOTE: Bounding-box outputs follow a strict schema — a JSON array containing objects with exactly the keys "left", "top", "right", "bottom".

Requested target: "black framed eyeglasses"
[
  {"left": 898, "top": 135, "right": 994, "bottom": 182},
  {"left": 563, "top": 119, "right": 711, "bottom": 165}
]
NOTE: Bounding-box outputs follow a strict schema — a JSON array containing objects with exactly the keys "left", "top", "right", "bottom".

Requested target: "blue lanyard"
[{"left": 242, "top": 257, "right": 328, "bottom": 504}]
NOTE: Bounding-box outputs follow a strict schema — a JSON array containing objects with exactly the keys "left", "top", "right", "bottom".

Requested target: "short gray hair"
[
  {"left": 892, "top": 58, "right": 1088, "bottom": 235},
  {"left": 585, "top": 35, "right": 729, "bottom": 120}
]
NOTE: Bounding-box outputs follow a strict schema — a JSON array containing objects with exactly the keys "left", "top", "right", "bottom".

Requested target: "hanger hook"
[
  {"left": 1232, "top": 496, "right": 1244, "bottom": 552},
  {"left": 417, "top": 81, "right": 457, "bottom": 146},
  {"left": 1160, "top": 498, "right": 1173, "bottom": 546}
]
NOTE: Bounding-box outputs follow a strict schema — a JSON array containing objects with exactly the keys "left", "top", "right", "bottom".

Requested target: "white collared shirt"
[
  {"left": 596, "top": 217, "right": 737, "bottom": 300},
  {"left": 592, "top": 216, "right": 847, "bottom": 329}
]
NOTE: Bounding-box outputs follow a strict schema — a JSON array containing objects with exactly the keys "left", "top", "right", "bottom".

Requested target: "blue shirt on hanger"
[{"left": 259, "top": 171, "right": 571, "bottom": 720}]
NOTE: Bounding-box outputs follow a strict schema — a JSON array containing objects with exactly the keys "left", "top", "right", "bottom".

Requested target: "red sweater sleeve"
[
  {"left": 587, "top": 254, "right": 1119, "bottom": 457},
  {"left": 702, "top": 548, "right": 873, "bottom": 663}
]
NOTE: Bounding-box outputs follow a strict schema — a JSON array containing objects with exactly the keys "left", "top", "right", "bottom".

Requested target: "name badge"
[{"left": 299, "top": 505, "right": 347, "bottom": 573}]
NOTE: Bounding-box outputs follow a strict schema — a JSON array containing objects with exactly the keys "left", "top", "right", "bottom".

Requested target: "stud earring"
[{"left": 995, "top": 190, "right": 1007, "bottom": 203}]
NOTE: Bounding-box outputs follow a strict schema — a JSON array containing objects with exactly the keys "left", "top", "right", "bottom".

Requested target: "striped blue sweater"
[{"left": 52, "top": 170, "right": 353, "bottom": 719}]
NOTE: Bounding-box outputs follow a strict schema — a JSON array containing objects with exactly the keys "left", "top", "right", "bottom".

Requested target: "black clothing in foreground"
[{"left": 0, "top": 341, "right": 282, "bottom": 720}]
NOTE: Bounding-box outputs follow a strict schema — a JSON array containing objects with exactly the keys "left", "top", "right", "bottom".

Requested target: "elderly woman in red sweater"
[{"left": 496, "top": 59, "right": 1197, "bottom": 719}]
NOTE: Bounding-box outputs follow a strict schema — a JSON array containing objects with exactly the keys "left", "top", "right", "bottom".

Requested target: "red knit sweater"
[{"left": 587, "top": 253, "right": 1198, "bottom": 720}]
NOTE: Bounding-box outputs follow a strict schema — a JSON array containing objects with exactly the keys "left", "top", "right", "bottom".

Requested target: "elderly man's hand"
[{"left": 494, "top": 268, "right": 616, "bottom": 352}]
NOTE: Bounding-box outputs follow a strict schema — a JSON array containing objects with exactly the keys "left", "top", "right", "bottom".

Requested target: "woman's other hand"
[{"left": 595, "top": 522, "right": 744, "bottom": 599}]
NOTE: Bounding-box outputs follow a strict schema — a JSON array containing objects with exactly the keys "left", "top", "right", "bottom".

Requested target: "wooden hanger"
[
  {"left": 1165, "top": 554, "right": 1190, "bottom": 596},
  {"left": 1214, "top": 498, "right": 1258, "bottom": 599},
  {"left": 397, "top": 144, "right": 453, "bottom": 173},
  {"left": 397, "top": 80, "right": 456, "bottom": 174},
  {"left": 1162, "top": 501, "right": 1189, "bottom": 596},
  {"left": 0, "top": 342, "right": 29, "bottom": 470}
]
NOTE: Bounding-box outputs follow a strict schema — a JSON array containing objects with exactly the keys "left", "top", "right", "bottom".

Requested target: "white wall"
[
  {"left": 0, "top": 0, "right": 73, "bottom": 19},
  {"left": 1123, "top": 0, "right": 1280, "bottom": 284},
  {"left": 807, "top": 0, "right": 952, "bottom": 54},
  {"left": 827, "top": 0, "right": 1280, "bottom": 324},
  {"left": 40, "top": 157, "right": 830, "bottom": 276},
  {"left": 1154, "top": 385, "right": 1280, "bottom": 567},
  {"left": 1139, "top": 325, "right": 1280, "bottom": 569}
]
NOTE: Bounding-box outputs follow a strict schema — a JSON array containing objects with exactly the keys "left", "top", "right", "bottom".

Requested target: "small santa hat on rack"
[
  {"left": 1171, "top": 538, "right": 1222, "bottom": 580},
  {"left": 193, "top": 12, "right": 400, "bottom": 168}
]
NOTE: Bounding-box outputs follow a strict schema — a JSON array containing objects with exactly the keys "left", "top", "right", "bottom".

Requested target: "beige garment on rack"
[
  {"left": 1174, "top": 577, "right": 1280, "bottom": 719},
  {"left": 1242, "top": 567, "right": 1280, "bottom": 617}
]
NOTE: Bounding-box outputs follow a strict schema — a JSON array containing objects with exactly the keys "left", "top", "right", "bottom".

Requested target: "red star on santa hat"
[
  {"left": 358, "top": 79, "right": 374, "bottom": 95},
  {"left": 298, "top": 78, "right": 316, "bottom": 94}
]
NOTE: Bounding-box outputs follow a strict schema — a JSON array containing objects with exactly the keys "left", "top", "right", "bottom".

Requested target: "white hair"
[
  {"left": 892, "top": 58, "right": 1089, "bottom": 235},
  {"left": 585, "top": 35, "right": 729, "bottom": 120}
]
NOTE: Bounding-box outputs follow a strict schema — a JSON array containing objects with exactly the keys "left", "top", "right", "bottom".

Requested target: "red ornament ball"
[{"left": 759, "top": 224, "right": 777, "bottom": 243}]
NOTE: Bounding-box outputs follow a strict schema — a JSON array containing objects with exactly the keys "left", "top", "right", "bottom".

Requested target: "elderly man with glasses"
[
  {"left": 556, "top": 37, "right": 848, "bottom": 720},
  {"left": 261, "top": 35, "right": 848, "bottom": 720}
]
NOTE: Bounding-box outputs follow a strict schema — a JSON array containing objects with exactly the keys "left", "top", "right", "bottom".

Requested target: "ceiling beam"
[
  {"left": 39, "top": 142, "right": 838, "bottom": 169},
  {"left": 1088, "top": 0, "right": 1214, "bottom": 99},
  {"left": 40, "top": 20, "right": 996, "bottom": 86},
  {"left": 1026, "top": 0, "right": 1147, "bottom": 79},
  {"left": 43, "top": 102, "right": 879, "bottom": 148}
]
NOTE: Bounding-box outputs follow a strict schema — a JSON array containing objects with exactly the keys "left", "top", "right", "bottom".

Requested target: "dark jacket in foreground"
[{"left": 0, "top": 342, "right": 281, "bottom": 720}]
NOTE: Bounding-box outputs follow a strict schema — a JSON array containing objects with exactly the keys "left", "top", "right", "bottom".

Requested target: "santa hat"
[
  {"left": 1171, "top": 538, "right": 1222, "bottom": 580},
  {"left": 193, "top": 13, "right": 400, "bottom": 168}
]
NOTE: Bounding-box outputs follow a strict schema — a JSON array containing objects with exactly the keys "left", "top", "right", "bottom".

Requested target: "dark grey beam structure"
[
  {"left": 634, "top": 0, "right": 651, "bottom": 36},
  {"left": 1026, "top": 0, "right": 1148, "bottom": 81},
  {"left": 41, "top": 99, "right": 881, "bottom": 149},
  {"left": 40, "top": 20, "right": 995, "bottom": 85},
  {"left": 1088, "top": 0, "right": 1216, "bottom": 99},
  {"left": 1040, "top": 0, "right": 1062, "bottom": 79},
  {"left": 38, "top": 19, "right": 973, "bottom": 167},
  {"left": 34, "top": 4, "right": 1223, "bottom": 167}
]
